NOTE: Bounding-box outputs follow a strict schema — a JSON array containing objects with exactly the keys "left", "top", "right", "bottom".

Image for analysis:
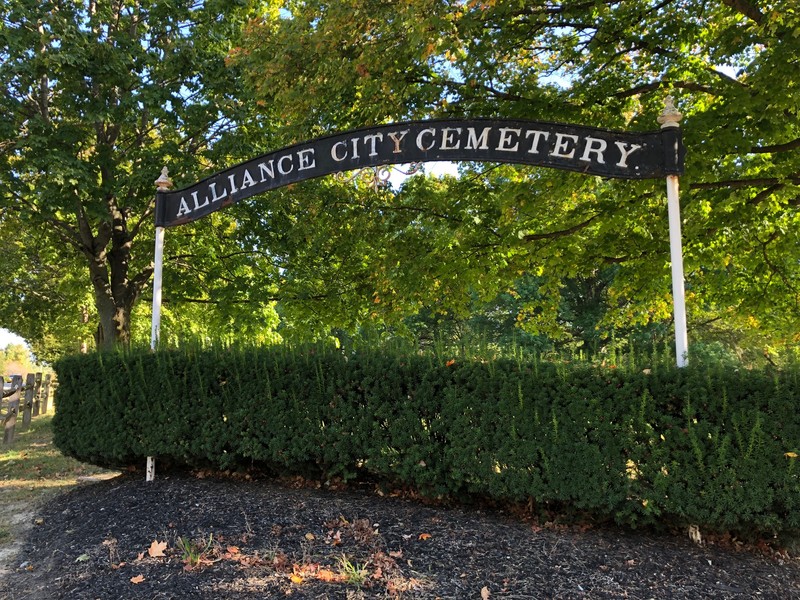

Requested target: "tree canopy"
[
  {"left": 0, "top": 0, "right": 280, "bottom": 358},
  {"left": 227, "top": 0, "right": 799, "bottom": 356},
  {"left": 1, "top": 0, "right": 798, "bottom": 360}
]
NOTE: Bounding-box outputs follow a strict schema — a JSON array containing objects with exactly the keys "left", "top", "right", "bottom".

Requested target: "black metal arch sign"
[{"left": 155, "top": 118, "right": 684, "bottom": 227}]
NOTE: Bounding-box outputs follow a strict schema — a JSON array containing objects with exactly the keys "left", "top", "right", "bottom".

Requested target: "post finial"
[
  {"left": 657, "top": 96, "right": 682, "bottom": 129},
  {"left": 155, "top": 167, "right": 173, "bottom": 192}
]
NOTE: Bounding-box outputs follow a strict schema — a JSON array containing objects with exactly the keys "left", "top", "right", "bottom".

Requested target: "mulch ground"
[{"left": 1, "top": 472, "right": 799, "bottom": 599}]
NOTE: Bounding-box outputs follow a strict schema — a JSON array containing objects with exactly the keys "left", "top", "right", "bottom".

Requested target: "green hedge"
[{"left": 53, "top": 346, "right": 800, "bottom": 536}]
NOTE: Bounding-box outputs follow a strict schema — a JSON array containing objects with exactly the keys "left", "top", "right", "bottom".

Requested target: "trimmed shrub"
[{"left": 53, "top": 345, "right": 800, "bottom": 537}]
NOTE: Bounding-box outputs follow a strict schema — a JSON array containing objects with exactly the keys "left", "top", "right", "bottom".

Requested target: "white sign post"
[
  {"left": 147, "top": 167, "right": 173, "bottom": 481},
  {"left": 658, "top": 98, "right": 688, "bottom": 367}
]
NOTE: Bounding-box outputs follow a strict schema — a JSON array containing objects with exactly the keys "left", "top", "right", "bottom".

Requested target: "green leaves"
[
  {"left": 0, "top": 0, "right": 281, "bottom": 352},
  {"left": 53, "top": 344, "right": 800, "bottom": 536},
  {"left": 2, "top": 0, "right": 797, "bottom": 356},
  {"left": 229, "top": 0, "right": 799, "bottom": 353}
]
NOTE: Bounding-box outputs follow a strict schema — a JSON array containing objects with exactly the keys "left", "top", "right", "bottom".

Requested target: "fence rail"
[{"left": 2, "top": 372, "right": 54, "bottom": 446}]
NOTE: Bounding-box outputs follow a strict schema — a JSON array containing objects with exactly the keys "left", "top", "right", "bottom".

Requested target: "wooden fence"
[{"left": 1, "top": 372, "right": 54, "bottom": 446}]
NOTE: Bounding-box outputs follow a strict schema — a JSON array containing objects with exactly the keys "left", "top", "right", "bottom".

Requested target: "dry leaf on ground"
[
  {"left": 148, "top": 540, "right": 168, "bottom": 558},
  {"left": 316, "top": 569, "right": 344, "bottom": 582}
]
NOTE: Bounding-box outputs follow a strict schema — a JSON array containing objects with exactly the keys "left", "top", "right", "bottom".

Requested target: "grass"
[
  {"left": 0, "top": 412, "right": 118, "bottom": 557},
  {"left": 337, "top": 554, "right": 368, "bottom": 587}
]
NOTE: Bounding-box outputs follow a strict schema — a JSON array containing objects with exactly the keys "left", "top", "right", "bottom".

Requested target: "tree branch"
[
  {"left": 749, "top": 137, "right": 800, "bottom": 154},
  {"left": 613, "top": 79, "right": 716, "bottom": 99},
  {"left": 690, "top": 175, "right": 800, "bottom": 190},
  {"left": 721, "top": 0, "right": 763, "bottom": 24},
  {"left": 746, "top": 184, "right": 784, "bottom": 206},
  {"left": 522, "top": 214, "right": 599, "bottom": 242}
]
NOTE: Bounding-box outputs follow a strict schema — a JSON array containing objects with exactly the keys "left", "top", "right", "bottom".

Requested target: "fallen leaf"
[
  {"left": 388, "top": 549, "right": 403, "bottom": 559},
  {"left": 272, "top": 552, "right": 289, "bottom": 570},
  {"left": 372, "top": 566, "right": 383, "bottom": 580},
  {"left": 785, "top": 452, "right": 798, "bottom": 459},
  {"left": 418, "top": 533, "right": 431, "bottom": 541},
  {"left": 481, "top": 586, "right": 491, "bottom": 599},
  {"left": 148, "top": 540, "right": 168, "bottom": 558},
  {"left": 304, "top": 532, "right": 315, "bottom": 541},
  {"left": 136, "top": 552, "right": 144, "bottom": 561},
  {"left": 290, "top": 573, "right": 304, "bottom": 584},
  {"left": 446, "top": 359, "right": 456, "bottom": 367},
  {"left": 316, "top": 569, "right": 341, "bottom": 582},
  {"left": 226, "top": 546, "right": 240, "bottom": 555},
  {"left": 75, "top": 554, "right": 90, "bottom": 563},
  {"left": 130, "top": 575, "right": 145, "bottom": 584}
]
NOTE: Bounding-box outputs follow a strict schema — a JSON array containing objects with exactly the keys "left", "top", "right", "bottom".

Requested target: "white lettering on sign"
[
  {"left": 208, "top": 182, "right": 227, "bottom": 203},
  {"left": 277, "top": 155, "right": 294, "bottom": 175},
  {"left": 580, "top": 137, "right": 607, "bottom": 164},
  {"left": 297, "top": 148, "right": 316, "bottom": 171},
  {"left": 240, "top": 168, "right": 256, "bottom": 189},
  {"left": 465, "top": 127, "right": 491, "bottom": 150},
  {"left": 388, "top": 129, "right": 409, "bottom": 153},
  {"left": 496, "top": 128, "right": 522, "bottom": 152},
  {"left": 331, "top": 141, "right": 347, "bottom": 162},
  {"left": 258, "top": 160, "right": 275, "bottom": 181},
  {"left": 363, "top": 133, "right": 383, "bottom": 157},
  {"left": 615, "top": 141, "right": 642, "bottom": 167},
  {"left": 525, "top": 130, "right": 550, "bottom": 154},
  {"left": 551, "top": 133, "right": 579, "bottom": 159},
  {"left": 176, "top": 197, "right": 192, "bottom": 218},
  {"left": 227, "top": 173, "right": 239, "bottom": 194},
  {"left": 416, "top": 128, "right": 436, "bottom": 151},
  {"left": 163, "top": 120, "right": 672, "bottom": 225},
  {"left": 440, "top": 127, "right": 461, "bottom": 151},
  {"left": 191, "top": 190, "right": 208, "bottom": 211}
]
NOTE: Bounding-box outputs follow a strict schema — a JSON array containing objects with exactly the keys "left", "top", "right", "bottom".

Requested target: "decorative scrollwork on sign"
[{"left": 334, "top": 162, "right": 425, "bottom": 190}]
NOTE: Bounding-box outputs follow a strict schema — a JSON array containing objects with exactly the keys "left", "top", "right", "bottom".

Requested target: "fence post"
[
  {"left": 41, "top": 374, "right": 52, "bottom": 415},
  {"left": 32, "top": 372, "right": 43, "bottom": 416},
  {"left": 22, "top": 373, "right": 35, "bottom": 429},
  {"left": 3, "top": 376, "right": 23, "bottom": 445}
]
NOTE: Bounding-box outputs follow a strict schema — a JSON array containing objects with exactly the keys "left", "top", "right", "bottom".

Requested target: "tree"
[
  {"left": 0, "top": 211, "right": 94, "bottom": 361},
  {"left": 229, "top": 0, "right": 799, "bottom": 353},
  {"left": 0, "top": 0, "right": 275, "bottom": 352},
  {"left": 1, "top": 342, "right": 35, "bottom": 375}
]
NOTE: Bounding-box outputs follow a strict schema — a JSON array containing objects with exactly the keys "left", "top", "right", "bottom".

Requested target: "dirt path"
[
  {"left": 0, "top": 501, "right": 36, "bottom": 578},
  {"left": 0, "top": 414, "right": 117, "bottom": 586}
]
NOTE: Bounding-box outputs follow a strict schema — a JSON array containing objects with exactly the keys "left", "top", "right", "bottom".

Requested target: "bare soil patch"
[{"left": 1, "top": 472, "right": 798, "bottom": 599}]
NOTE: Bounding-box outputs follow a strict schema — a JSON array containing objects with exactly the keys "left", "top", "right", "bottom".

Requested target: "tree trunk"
[
  {"left": 82, "top": 200, "right": 151, "bottom": 352},
  {"left": 93, "top": 293, "right": 133, "bottom": 350}
]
